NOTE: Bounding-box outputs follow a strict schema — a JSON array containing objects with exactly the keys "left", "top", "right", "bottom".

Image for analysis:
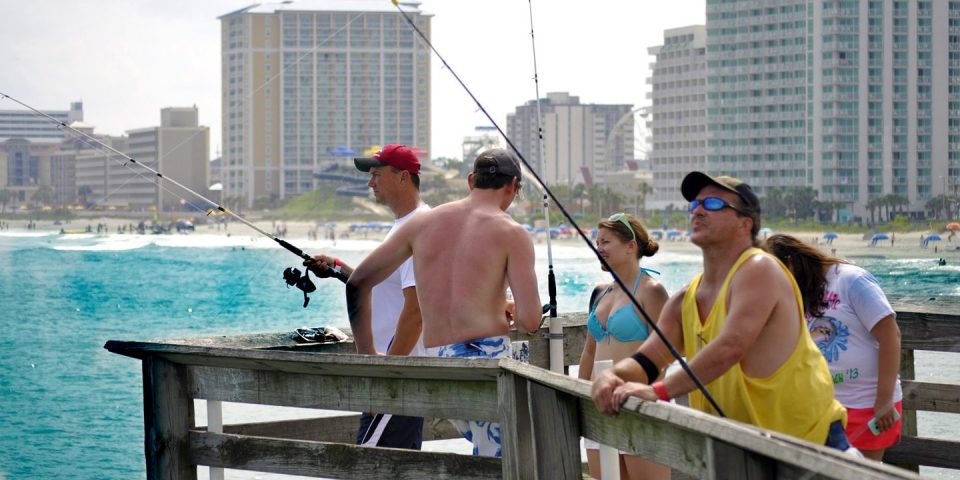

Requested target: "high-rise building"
[
  {"left": 648, "top": 26, "right": 708, "bottom": 209},
  {"left": 76, "top": 107, "right": 209, "bottom": 211},
  {"left": 219, "top": 1, "right": 432, "bottom": 207},
  {"left": 506, "top": 92, "right": 634, "bottom": 187},
  {"left": 0, "top": 101, "right": 82, "bottom": 144},
  {"left": 703, "top": 0, "right": 960, "bottom": 220}
]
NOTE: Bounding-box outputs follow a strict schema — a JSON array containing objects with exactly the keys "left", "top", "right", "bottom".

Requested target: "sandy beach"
[
  {"left": 5, "top": 217, "right": 960, "bottom": 264},
  {"left": 7, "top": 216, "right": 960, "bottom": 264}
]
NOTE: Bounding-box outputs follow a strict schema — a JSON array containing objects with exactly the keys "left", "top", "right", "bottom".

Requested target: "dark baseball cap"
[
  {"left": 681, "top": 171, "right": 761, "bottom": 215},
  {"left": 473, "top": 148, "right": 521, "bottom": 179},
  {"left": 354, "top": 144, "right": 421, "bottom": 174}
]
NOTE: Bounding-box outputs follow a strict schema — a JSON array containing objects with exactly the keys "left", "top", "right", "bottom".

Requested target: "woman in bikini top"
[{"left": 578, "top": 212, "right": 671, "bottom": 480}]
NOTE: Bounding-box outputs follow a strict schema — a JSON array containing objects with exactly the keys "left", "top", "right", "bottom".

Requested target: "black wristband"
[{"left": 630, "top": 351, "right": 659, "bottom": 385}]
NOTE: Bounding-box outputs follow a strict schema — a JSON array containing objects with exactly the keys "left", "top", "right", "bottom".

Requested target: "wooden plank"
[
  {"left": 105, "top": 341, "right": 501, "bottom": 381},
  {"left": 901, "top": 380, "right": 960, "bottom": 414},
  {"left": 498, "top": 360, "right": 920, "bottom": 480},
  {"left": 498, "top": 371, "right": 534, "bottom": 479},
  {"left": 884, "top": 435, "right": 960, "bottom": 470},
  {"left": 217, "top": 415, "right": 463, "bottom": 442},
  {"left": 894, "top": 310, "right": 960, "bottom": 352},
  {"left": 143, "top": 357, "right": 195, "bottom": 480},
  {"left": 528, "top": 380, "right": 581, "bottom": 479},
  {"left": 186, "top": 365, "right": 499, "bottom": 421},
  {"left": 896, "top": 349, "right": 919, "bottom": 472},
  {"left": 708, "top": 439, "right": 775, "bottom": 480},
  {"left": 189, "top": 431, "right": 501, "bottom": 480}
]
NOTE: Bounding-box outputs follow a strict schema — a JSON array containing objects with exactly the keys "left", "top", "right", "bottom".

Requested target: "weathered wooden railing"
[{"left": 105, "top": 306, "right": 958, "bottom": 479}]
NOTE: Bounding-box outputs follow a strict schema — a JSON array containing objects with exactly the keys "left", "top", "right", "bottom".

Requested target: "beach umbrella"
[
  {"left": 329, "top": 145, "right": 356, "bottom": 157},
  {"left": 824, "top": 232, "right": 838, "bottom": 240},
  {"left": 925, "top": 234, "right": 942, "bottom": 242},
  {"left": 870, "top": 233, "right": 890, "bottom": 246},
  {"left": 759, "top": 227, "right": 773, "bottom": 235},
  {"left": 947, "top": 222, "right": 960, "bottom": 231}
]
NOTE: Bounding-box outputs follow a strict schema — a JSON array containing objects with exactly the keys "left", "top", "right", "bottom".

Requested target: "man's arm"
[
  {"left": 304, "top": 253, "right": 353, "bottom": 278},
  {"left": 347, "top": 222, "right": 416, "bottom": 354},
  {"left": 385, "top": 286, "right": 423, "bottom": 356},
  {"left": 505, "top": 226, "right": 541, "bottom": 333}
]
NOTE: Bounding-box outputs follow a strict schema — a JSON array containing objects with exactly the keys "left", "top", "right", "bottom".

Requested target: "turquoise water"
[{"left": 0, "top": 230, "right": 956, "bottom": 479}]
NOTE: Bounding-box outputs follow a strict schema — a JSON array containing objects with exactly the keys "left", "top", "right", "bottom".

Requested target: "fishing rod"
[
  {"left": 392, "top": 1, "right": 725, "bottom": 416},
  {"left": 0, "top": 92, "right": 348, "bottom": 307},
  {"left": 525, "top": 0, "right": 562, "bottom": 375}
]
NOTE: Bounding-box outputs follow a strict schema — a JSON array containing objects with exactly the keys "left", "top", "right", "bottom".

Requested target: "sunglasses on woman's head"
[
  {"left": 607, "top": 212, "right": 636, "bottom": 241},
  {"left": 688, "top": 196, "right": 746, "bottom": 215}
]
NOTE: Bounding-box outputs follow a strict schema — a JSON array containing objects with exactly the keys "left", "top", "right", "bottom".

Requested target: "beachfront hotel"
[
  {"left": 506, "top": 92, "right": 636, "bottom": 188},
  {"left": 74, "top": 107, "right": 210, "bottom": 212},
  {"left": 692, "top": 0, "right": 960, "bottom": 221},
  {"left": 218, "top": 0, "right": 432, "bottom": 208},
  {"left": 647, "top": 26, "right": 709, "bottom": 209}
]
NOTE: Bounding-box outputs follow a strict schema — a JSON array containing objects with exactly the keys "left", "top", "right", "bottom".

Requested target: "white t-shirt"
[
  {"left": 807, "top": 263, "right": 902, "bottom": 408},
  {"left": 370, "top": 204, "right": 430, "bottom": 356}
]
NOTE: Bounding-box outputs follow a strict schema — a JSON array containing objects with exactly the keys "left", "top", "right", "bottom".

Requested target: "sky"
[{"left": 0, "top": 0, "right": 705, "bottom": 161}]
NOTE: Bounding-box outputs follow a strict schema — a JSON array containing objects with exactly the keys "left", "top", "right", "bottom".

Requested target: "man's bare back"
[
  {"left": 346, "top": 149, "right": 541, "bottom": 353},
  {"left": 401, "top": 196, "right": 540, "bottom": 346}
]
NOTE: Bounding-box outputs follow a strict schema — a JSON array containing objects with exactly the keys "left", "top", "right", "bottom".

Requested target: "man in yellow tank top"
[{"left": 592, "top": 172, "right": 852, "bottom": 451}]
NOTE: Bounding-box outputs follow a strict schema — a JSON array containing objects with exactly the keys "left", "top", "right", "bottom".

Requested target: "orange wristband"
[{"left": 652, "top": 381, "right": 670, "bottom": 401}]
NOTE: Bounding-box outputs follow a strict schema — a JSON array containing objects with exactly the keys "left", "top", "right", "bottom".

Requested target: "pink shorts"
[{"left": 845, "top": 401, "right": 903, "bottom": 451}]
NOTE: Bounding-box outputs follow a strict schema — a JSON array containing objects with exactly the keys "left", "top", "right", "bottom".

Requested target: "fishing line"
[
  {"left": 0, "top": 91, "right": 348, "bottom": 288},
  {"left": 0, "top": 13, "right": 370, "bottom": 286},
  {"left": 393, "top": 1, "right": 724, "bottom": 415},
  {"left": 525, "top": 0, "right": 563, "bottom": 375}
]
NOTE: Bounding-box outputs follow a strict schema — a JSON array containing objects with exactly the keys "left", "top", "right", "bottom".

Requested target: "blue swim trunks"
[{"left": 431, "top": 335, "right": 512, "bottom": 457}]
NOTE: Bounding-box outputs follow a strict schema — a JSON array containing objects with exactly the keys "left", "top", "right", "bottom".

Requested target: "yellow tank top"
[{"left": 681, "top": 248, "right": 846, "bottom": 444}]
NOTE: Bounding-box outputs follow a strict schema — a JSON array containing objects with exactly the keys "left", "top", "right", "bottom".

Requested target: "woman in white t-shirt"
[{"left": 764, "top": 234, "right": 902, "bottom": 461}]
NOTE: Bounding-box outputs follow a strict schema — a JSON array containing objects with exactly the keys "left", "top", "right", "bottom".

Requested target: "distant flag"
[{"left": 580, "top": 166, "right": 594, "bottom": 187}]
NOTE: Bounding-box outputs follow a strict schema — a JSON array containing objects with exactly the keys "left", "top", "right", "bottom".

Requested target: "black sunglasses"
[{"left": 689, "top": 196, "right": 746, "bottom": 215}]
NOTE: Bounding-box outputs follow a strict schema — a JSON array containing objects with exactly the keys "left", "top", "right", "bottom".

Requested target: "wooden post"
[
  {"left": 528, "top": 381, "right": 581, "bottom": 479},
  {"left": 206, "top": 400, "right": 224, "bottom": 480},
  {"left": 142, "top": 356, "right": 195, "bottom": 480},
  {"left": 895, "top": 348, "right": 919, "bottom": 472},
  {"left": 498, "top": 370, "right": 534, "bottom": 479}
]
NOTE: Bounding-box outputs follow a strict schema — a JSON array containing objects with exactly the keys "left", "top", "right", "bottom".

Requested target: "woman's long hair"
[{"left": 762, "top": 234, "right": 846, "bottom": 318}]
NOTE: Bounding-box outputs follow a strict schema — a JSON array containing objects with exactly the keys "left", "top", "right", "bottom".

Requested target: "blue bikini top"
[{"left": 587, "top": 268, "right": 659, "bottom": 343}]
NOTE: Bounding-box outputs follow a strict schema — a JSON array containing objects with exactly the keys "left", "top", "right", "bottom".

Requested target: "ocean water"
[{"left": 0, "top": 230, "right": 957, "bottom": 479}]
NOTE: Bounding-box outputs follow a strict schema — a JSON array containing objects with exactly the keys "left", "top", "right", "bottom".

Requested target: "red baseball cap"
[{"left": 354, "top": 144, "right": 421, "bottom": 174}]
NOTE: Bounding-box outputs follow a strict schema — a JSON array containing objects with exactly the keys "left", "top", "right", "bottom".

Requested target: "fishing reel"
[{"left": 283, "top": 267, "right": 316, "bottom": 308}]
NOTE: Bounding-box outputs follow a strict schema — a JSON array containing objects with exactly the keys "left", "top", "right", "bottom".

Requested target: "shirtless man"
[
  {"left": 592, "top": 172, "right": 852, "bottom": 451},
  {"left": 346, "top": 148, "right": 541, "bottom": 456}
]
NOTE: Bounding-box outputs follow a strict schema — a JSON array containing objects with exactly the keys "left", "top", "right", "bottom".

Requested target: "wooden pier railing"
[{"left": 105, "top": 305, "right": 958, "bottom": 479}]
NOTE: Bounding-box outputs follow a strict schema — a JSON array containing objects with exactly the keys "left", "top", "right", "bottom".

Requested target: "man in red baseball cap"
[
  {"left": 305, "top": 143, "right": 429, "bottom": 451},
  {"left": 354, "top": 144, "right": 421, "bottom": 175}
]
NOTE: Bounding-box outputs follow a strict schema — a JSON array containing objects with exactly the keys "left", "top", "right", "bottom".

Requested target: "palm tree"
[
  {"left": 31, "top": 185, "right": 55, "bottom": 208},
  {"left": 0, "top": 189, "right": 12, "bottom": 213},
  {"left": 78, "top": 185, "right": 93, "bottom": 207},
  {"left": 635, "top": 180, "right": 653, "bottom": 217},
  {"left": 866, "top": 197, "right": 880, "bottom": 225}
]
